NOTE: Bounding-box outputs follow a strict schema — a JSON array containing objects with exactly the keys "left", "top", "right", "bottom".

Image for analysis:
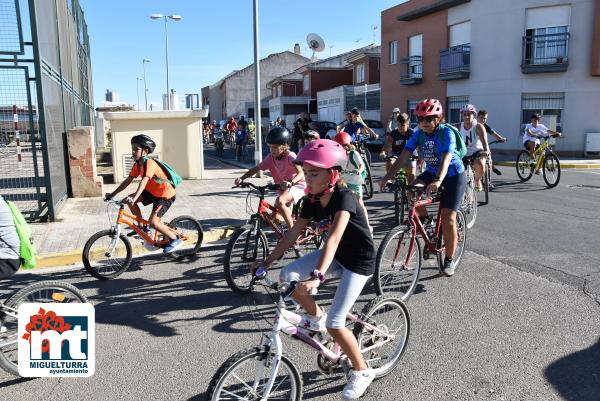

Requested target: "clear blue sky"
[{"left": 80, "top": 0, "right": 404, "bottom": 110}]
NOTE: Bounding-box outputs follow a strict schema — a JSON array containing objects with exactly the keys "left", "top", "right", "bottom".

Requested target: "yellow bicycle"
[{"left": 516, "top": 134, "right": 562, "bottom": 188}]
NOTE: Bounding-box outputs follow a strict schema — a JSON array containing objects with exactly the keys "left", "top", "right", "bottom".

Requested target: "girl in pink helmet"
[{"left": 252, "top": 139, "right": 377, "bottom": 400}]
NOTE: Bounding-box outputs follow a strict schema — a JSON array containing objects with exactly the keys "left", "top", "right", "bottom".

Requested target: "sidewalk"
[
  {"left": 491, "top": 154, "right": 600, "bottom": 169},
  {"left": 31, "top": 157, "right": 271, "bottom": 269}
]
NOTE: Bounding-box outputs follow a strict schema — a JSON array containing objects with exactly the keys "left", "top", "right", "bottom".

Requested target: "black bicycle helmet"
[
  {"left": 131, "top": 134, "right": 156, "bottom": 153},
  {"left": 266, "top": 127, "right": 291, "bottom": 145}
]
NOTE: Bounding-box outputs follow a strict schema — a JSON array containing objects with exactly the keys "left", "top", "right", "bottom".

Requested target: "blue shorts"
[
  {"left": 523, "top": 140, "right": 538, "bottom": 150},
  {"left": 417, "top": 171, "right": 466, "bottom": 212}
]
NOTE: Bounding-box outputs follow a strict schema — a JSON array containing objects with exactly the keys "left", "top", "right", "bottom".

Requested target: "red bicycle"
[
  {"left": 375, "top": 184, "right": 467, "bottom": 301},
  {"left": 223, "top": 181, "right": 328, "bottom": 293}
]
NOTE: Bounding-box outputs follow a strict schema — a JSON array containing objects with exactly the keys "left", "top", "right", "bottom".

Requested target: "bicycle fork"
[{"left": 106, "top": 224, "right": 123, "bottom": 257}]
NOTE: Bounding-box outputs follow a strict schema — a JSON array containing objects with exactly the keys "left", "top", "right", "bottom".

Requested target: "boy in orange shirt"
[{"left": 105, "top": 134, "right": 181, "bottom": 253}]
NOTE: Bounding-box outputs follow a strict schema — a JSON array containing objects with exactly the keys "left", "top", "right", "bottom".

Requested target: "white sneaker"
[
  {"left": 443, "top": 259, "right": 456, "bottom": 276},
  {"left": 342, "top": 368, "right": 376, "bottom": 400},
  {"left": 299, "top": 313, "right": 327, "bottom": 333}
]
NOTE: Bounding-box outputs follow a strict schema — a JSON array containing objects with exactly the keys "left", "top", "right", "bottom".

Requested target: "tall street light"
[
  {"left": 150, "top": 13, "right": 182, "bottom": 110},
  {"left": 252, "top": 0, "right": 262, "bottom": 169},
  {"left": 142, "top": 58, "right": 151, "bottom": 110},
  {"left": 136, "top": 77, "right": 143, "bottom": 110}
]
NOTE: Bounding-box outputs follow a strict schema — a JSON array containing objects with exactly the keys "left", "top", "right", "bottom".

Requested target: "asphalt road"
[{"left": 1, "top": 162, "right": 598, "bottom": 400}]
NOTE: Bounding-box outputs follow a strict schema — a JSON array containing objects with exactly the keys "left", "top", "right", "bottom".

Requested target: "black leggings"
[{"left": 0, "top": 258, "right": 19, "bottom": 280}]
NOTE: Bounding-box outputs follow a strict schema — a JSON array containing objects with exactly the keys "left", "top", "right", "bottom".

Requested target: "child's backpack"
[
  {"left": 348, "top": 150, "right": 367, "bottom": 181},
  {"left": 6, "top": 200, "right": 36, "bottom": 269},
  {"left": 142, "top": 157, "right": 182, "bottom": 188},
  {"left": 417, "top": 123, "right": 467, "bottom": 159}
]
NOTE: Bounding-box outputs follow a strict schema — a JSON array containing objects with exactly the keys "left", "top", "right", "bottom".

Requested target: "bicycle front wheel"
[
  {"left": 224, "top": 227, "right": 269, "bottom": 294},
  {"left": 207, "top": 347, "right": 303, "bottom": 401},
  {"left": 542, "top": 153, "right": 561, "bottom": 188},
  {"left": 374, "top": 225, "right": 421, "bottom": 301},
  {"left": 0, "top": 281, "right": 87, "bottom": 376},
  {"left": 82, "top": 229, "right": 132, "bottom": 280},
  {"left": 437, "top": 210, "right": 467, "bottom": 273},
  {"left": 362, "top": 163, "right": 373, "bottom": 200},
  {"left": 516, "top": 150, "right": 533, "bottom": 182},
  {"left": 483, "top": 162, "right": 490, "bottom": 204},
  {"left": 168, "top": 215, "right": 204, "bottom": 259},
  {"left": 462, "top": 169, "right": 478, "bottom": 229},
  {"left": 352, "top": 296, "right": 410, "bottom": 378}
]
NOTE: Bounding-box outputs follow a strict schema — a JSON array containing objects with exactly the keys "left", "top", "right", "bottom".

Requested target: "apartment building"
[{"left": 381, "top": 0, "right": 600, "bottom": 155}]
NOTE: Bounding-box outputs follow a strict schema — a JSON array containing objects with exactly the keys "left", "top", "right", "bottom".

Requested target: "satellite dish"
[{"left": 306, "top": 33, "right": 325, "bottom": 59}]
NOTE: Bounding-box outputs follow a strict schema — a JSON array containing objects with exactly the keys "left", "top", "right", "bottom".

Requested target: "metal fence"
[
  {"left": 344, "top": 84, "right": 380, "bottom": 111},
  {"left": 0, "top": 0, "right": 93, "bottom": 221}
]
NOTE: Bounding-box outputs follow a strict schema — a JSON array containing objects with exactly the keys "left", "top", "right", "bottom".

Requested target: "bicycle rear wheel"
[
  {"left": 82, "top": 229, "right": 132, "bottom": 280},
  {"left": 0, "top": 281, "right": 87, "bottom": 376},
  {"left": 362, "top": 163, "right": 373, "bottom": 200},
  {"left": 362, "top": 147, "right": 372, "bottom": 166},
  {"left": 207, "top": 347, "right": 302, "bottom": 401},
  {"left": 168, "top": 215, "right": 203, "bottom": 260},
  {"left": 224, "top": 227, "right": 269, "bottom": 294},
  {"left": 374, "top": 225, "right": 421, "bottom": 301},
  {"left": 352, "top": 296, "right": 410, "bottom": 378},
  {"left": 483, "top": 163, "right": 490, "bottom": 204},
  {"left": 542, "top": 153, "right": 561, "bottom": 188},
  {"left": 437, "top": 210, "right": 467, "bottom": 273},
  {"left": 516, "top": 150, "right": 533, "bottom": 182}
]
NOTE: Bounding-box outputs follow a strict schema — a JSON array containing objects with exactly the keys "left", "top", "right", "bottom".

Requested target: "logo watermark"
[{"left": 18, "top": 303, "right": 95, "bottom": 377}]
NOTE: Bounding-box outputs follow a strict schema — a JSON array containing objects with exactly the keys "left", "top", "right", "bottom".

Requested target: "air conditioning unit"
[
  {"left": 584, "top": 133, "right": 600, "bottom": 156},
  {"left": 122, "top": 153, "right": 160, "bottom": 178}
]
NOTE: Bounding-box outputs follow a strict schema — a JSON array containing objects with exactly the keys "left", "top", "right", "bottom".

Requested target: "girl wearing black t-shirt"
[{"left": 252, "top": 139, "right": 377, "bottom": 399}]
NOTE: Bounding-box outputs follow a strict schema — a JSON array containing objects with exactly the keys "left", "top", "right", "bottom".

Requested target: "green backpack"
[
  {"left": 142, "top": 157, "right": 182, "bottom": 187},
  {"left": 6, "top": 200, "right": 36, "bottom": 269},
  {"left": 417, "top": 123, "right": 467, "bottom": 159}
]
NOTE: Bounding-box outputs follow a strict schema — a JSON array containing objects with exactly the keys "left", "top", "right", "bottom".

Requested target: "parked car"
[
  {"left": 360, "top": 119, "right": 385, "bottom": 151},
  {"left": 308, "top": 120, "right": 337, "bottom": 139}
]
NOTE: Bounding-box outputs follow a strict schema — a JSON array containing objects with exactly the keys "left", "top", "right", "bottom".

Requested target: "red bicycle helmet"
[
  {"left": 333, "top": 132, "right": 352, "bottom": 146},
  {"left": 414, "top": 98, "right": 443, "bottom": 118}
]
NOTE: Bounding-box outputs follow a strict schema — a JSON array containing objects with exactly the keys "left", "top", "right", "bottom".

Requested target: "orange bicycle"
[
  {"left": 223, "top": 181, "right": 329, "bottom": 293},
  {"left": 82, "top": 199, "right": 203, "bottom": 280}
]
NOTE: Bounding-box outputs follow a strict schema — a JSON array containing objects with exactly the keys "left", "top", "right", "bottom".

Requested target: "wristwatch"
[{"left": 310, "top": 269, "right": 326, "bottom": 283}]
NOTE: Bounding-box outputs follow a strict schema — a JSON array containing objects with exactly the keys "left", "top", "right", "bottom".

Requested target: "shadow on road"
[
  {"left": 544, "top": 338, "right": 600, "bottom": 401},
  {"left": 488, "top": 179, "right": 550, "bottom": 193}
]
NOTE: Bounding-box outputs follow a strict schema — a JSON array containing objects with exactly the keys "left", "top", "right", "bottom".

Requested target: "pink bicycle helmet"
[
  {"left": 333, "top": 132, "right": 352, "bottom": 146},
  {"left": 460, "top": 103, "right": 477, "bottom": 115},
  {"left": 294, "top": 139, "right": 347, "bottom": 169},
  {"left": 414, "top": 98, "right": 443, "bottom": 117}
]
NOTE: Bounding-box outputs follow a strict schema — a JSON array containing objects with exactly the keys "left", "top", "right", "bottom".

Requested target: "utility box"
[
  {"left": 584, "top": 133, "right": 600, "bottom": 156},
  {"left": 103, "top": 110, "right": 208, "bottom": 183}
]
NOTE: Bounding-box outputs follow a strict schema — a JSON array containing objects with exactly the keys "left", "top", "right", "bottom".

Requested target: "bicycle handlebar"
[
  {"left": 251, "top": 271, "right": 319, "bottom": 296},
  {"left": 233, "top": 181, "right": 280, "bottom": 192},
  {"left": 488, "top": 139, "right": 508, "bottom": 146}
]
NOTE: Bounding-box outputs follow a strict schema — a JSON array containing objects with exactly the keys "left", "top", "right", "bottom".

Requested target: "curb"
[
  {"left": 33, "top": 226, "right": 237, "bottom": 270},
  {"left": 496, "top": 161, "right": 600, "bottom": 169}
]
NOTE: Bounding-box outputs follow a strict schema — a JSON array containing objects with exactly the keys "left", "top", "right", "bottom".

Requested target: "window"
[
  {"left": 389, "top": 41, "right": 397, "bottom": 64},
  {"left": 446, "top": 95, "right": 469, "bottom": 125},
  {"left": 524, "top": 5, "right": 570, "bottom": 65},
  {"left": 356, "top": 63, "right": 365, "bottom": 83},
  {"left": 408, "top": 34, "right": 423, "bottom": 78},
  {"left": 303, "top": 74, "right": 310, "bottom": 92},
  {"left": 521, "top": 92, "right": 564, "bottom": 132},
  {"left": 407, "top": 100, "right": 420, "bottom": 128},
  {"left": 449, "top": 21, "right": 471, "bottom": 47}
]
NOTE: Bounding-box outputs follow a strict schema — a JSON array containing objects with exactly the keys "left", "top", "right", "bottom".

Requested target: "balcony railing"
[
  {"left": 521, "top": 32, "right": 569, "bottom": 73},
  {"left": 439, "top": 44, "right": 470, "bottom": 80},
  {"left": 400, "top": 55, "right": 423, "bottom": 85}
]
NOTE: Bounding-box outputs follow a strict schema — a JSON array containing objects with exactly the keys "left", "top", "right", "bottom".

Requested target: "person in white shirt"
[
  {"left": 457, "top": 104, "right": 489, "bottom": 191},
  {"left": 523, "top": 113, "right": 561, "bottom": 168}
]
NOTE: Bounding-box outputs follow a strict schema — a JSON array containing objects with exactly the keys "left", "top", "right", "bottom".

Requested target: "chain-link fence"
[{"left": 0, "top": 0, "right": 94, "bottom": 221}]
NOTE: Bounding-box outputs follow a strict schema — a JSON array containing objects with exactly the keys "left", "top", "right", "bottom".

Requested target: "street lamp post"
[
  {"left": 252, "top": 0, "right": 262, "bottom": 168},
  {"left": 150, "top": 13, "right": 182, "bottom": 111},
  {"left": 142, "top": 58, "right": 151, "bottom": 110},
  {"left": 136, "top": 77, "right": 143, "bottom": 110}
]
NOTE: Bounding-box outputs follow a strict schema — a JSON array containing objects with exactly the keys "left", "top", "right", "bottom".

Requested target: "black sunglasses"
[{"left": 417, "top": 116, "right": 437, "bottom": 123}]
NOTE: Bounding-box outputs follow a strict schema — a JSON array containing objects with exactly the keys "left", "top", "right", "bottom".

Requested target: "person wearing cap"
[{"left": 387, "top": 107, "right": 401, "bottom": 133}]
